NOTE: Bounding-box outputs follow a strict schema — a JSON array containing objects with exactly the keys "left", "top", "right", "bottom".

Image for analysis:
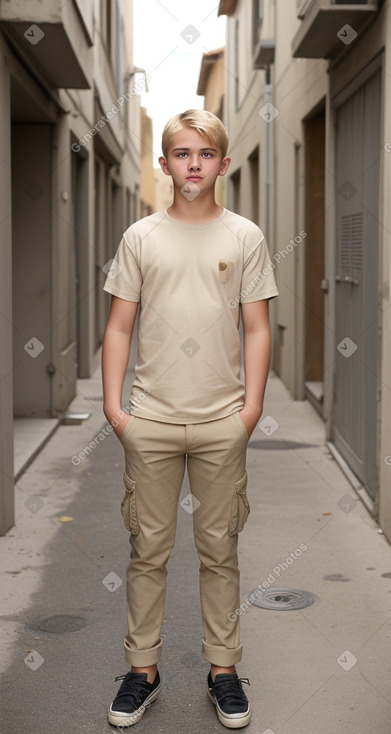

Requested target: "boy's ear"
[
  {"left": 218, "top": 156, "right": 231, "bottom": 177},
  {"left": 159, "top": 156, "right": 171, "bottom": 176}
]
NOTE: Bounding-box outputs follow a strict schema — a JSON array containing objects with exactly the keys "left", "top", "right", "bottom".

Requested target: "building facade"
[
  {"left": 0, "top": 0, "right": 142, "bottom": 534},
  {"left": 140, "top": 106, "right": 156, "bottom": 218},
  {"left": 197, "top": 46, "right": 227, "bottom": 207},
  {"left": 220, "top": 0, "right": 391, "bottom": 542},
  {"left": 154, "top": 167, "right": 174, "bottom": 212}
]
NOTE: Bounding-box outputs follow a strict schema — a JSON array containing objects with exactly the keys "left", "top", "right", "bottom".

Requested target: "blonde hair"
[{"left": 161, "top": 109, "right": 229, "bottom": 158}]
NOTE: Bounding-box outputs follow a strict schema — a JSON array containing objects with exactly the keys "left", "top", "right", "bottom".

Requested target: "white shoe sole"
[
  {"left": 207, "top": 687, "right": 252, "bottom": 729},
  {"left": 108, "top": 682, "right": 161, "bottom": 727}
]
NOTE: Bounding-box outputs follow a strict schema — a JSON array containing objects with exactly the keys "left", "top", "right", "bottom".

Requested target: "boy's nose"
[{"left": 188, "top": 157, "right": 201, "bottom": 171}]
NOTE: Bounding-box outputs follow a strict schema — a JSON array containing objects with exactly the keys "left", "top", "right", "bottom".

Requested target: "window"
[
  {"left": 114, "top": 0, "right": 124, "bottom": 96},
  {"left": 231, "top": 168, "right": 241, "bottom": 215},
  {"left": 101, "top": 0, "right": 112, "bottom": 54},
  {"left": 126, "top": 187, "right": 131, "bottom": 227},
  {"left": 234, "top": 19, "right": 239, "bottom": 110},
  {"left": 252, "top": 0, "right": 264, "bottom": 50},
  {"left": 248, "top": 148, "right": 259, "bottom": 225}
]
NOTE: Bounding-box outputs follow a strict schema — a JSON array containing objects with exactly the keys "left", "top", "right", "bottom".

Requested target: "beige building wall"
[
  {"left": 271, "top": 4, "right": 328, "bottom": 400},
  {"left": 221, "top": 0, "right": 391, "bottom": 542},
  {"left": 0, "top": 0, "right": 142, "bottom": 534},
  {"left": 154, "top": 167, "right": 174, "bottom": 212},
  {"left": 140, "top": 106, "right": 156, "bottom": 218},
  {"left": 197, "top": 48, "right": 226, "bottom": 207}
]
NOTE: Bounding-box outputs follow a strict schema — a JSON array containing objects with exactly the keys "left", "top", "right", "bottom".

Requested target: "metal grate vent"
[
  {"left": 351, "top": 213, "right": 364, "bottom": 281},
  {"left": 340, "top": 212, "right": 363, "bottom": 283},
  {"left": 340, "top": 217, "right": 351, "bottom": 279}
]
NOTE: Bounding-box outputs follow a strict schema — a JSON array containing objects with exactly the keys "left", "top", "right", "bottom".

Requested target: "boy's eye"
[{"left": 175, "top": 152, "right": 214, "bottom": 158}]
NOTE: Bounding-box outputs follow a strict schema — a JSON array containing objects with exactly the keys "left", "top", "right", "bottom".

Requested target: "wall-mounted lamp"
[{"left": 126, "top": 66, "right": 149, "bottom": 93}]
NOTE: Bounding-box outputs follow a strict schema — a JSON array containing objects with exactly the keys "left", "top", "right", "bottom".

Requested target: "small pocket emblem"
[{"left": 218, "top": 260, "right": 233, "bottom": 283}]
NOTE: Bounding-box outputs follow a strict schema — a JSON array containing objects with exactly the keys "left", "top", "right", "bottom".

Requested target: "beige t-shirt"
[{"left": 103, "top": 208, "right": 278, "bottom": 423}]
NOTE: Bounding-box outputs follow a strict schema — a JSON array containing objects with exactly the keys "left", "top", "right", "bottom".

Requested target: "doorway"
[
  {"left": 304, "top": 109, "right": 326, "bottom": 410},
  {"left": 11, "top": 123, "right": 52, "bottom": 416},
  {"left": 70, "top": 149, "right": 89, "bottom": 377}
]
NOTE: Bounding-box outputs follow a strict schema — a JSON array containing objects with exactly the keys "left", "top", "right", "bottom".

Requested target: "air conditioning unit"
[
  {"left": 253, "top": 39, "right": 275, "bottom": 68},
  {"left": 298, "top": 0, "right": 371, "bottom": 18},
  {"left": 297, "top": 0, "right": 315, "bottom": 19},
  {"left": 293, "top": 0, "right": 378, "bottom": 58}
]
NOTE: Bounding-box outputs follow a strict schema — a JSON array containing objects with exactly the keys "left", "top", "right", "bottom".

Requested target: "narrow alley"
[{"left": 1, "top": 365, "right": 390, "bottom": 733}]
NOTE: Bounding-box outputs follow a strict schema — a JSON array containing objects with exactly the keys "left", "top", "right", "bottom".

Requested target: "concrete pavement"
[{"left": 1, "top": 365, "right": 391, "bottom": 733}]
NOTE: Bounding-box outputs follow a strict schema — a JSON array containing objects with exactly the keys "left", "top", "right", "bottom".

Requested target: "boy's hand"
[
  {"left": 239, "top": 404, "right": 262, "bottom": 438},
  {"left": 115, "top": 414, "right": 131, "bottom": 441},
  {"left": 104, "top": 406, "right": 131, "bottom": 440}
]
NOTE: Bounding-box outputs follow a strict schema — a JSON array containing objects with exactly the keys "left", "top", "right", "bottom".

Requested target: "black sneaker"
[
  {"left": 207, "top": 672, "right": 251, "bottom": 728},
  {"left": 108, "top": 671, "right": 161, "bottom": 727}
]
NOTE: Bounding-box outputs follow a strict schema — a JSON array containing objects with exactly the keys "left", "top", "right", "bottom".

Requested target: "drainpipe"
[{"left": 264, "top": 65, "right": 272, "bottom": 246}]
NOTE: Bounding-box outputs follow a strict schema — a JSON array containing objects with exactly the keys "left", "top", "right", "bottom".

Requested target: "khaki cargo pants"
[{"left": 119, "top": 411, "right": 250, "bottom": 667}]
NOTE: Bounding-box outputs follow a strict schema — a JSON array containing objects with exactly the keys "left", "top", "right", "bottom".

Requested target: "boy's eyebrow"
[{"left": 171, "top": 146, "right": 218, "bottom": 152}]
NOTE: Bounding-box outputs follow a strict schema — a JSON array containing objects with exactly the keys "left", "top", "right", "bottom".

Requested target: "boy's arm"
[
  {"left": 102, "top": 295, "right": 139, "bottom": 439},
  {"left": 239, "top": 299, "right": 272, "bottom": 438}
]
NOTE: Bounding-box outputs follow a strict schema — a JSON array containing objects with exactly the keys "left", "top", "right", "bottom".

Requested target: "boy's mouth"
[{"left": 186, "top": 176, "right": 202, "bottom": 181}]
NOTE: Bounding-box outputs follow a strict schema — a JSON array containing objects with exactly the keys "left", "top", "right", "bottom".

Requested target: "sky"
[{"left": 133, "top": 0, "right": 226, "bottom": 165}]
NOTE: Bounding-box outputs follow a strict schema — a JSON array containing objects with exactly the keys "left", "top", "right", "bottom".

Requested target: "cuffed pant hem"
[
  {"left": 202, "top": 639, "right": 243, "bottom": 666},
  {"left": 124, "top": 637, "right": 163, "bottom": 666}
]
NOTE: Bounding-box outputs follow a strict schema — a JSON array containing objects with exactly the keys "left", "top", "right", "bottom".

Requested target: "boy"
[{"left": 102, "top": 109, "right": 278, "bottom": 729}]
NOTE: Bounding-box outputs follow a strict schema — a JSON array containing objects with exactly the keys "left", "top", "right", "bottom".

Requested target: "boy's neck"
[{"left": 167, "top": 191, "right": 223, "bottom": 224}]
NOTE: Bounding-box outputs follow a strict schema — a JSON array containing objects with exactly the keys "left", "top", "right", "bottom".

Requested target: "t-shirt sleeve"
[
  {"left": 240, "top": 232, "right": 278, "bottom": 303},
  {"left": 103, "top": 233, "right": 142, "bottom": 302}
]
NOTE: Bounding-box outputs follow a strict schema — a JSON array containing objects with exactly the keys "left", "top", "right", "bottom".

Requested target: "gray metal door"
[{"left": 333, "top": 66, "right": 381, "bottom": 501}]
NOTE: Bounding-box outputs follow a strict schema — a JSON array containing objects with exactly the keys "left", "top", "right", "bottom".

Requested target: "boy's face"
[{"left": 159, "top": 127, "right": 230, "bottom": 198}]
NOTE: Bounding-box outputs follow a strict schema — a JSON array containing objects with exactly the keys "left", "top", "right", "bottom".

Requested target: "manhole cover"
[
  {"left": 251, "top": 588, "right": 314, "bottom": 610},
  {"left": 29, "top": 614, "right": 87, "bottom": 633}
]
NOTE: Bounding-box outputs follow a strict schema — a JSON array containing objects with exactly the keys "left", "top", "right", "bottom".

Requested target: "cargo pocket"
[
  {"left": 120, "top": 471, "right": 140, "bottom": 535},
  {"left": 228, "top": 471, "right": 250, "bottom": 537}
]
